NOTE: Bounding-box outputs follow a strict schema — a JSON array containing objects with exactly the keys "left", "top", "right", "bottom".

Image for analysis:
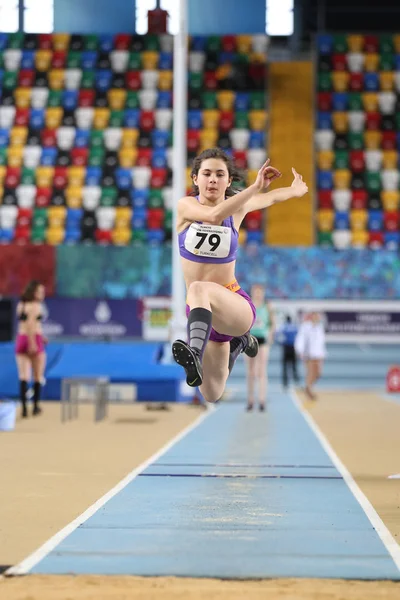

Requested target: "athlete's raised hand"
[
  {"left": 290, "top": 168, "right": 308, "bottom": 197},
  {"left": 253, "top": 159, "right": 282, "bottom": 193}
]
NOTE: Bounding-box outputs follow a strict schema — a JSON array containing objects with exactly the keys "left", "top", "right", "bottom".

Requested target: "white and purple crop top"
[{"left": 178, "top": 198, "right": 239, "bottom": 264}]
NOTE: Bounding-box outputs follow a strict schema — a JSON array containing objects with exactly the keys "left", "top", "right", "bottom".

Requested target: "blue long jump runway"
[{"left": 21, "top": 390, "right": 400, "bottom": 579}]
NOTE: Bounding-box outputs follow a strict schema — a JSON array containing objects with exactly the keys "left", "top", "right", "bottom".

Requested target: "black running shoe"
[
  {"left": 243, "top": 333, "right": 259, "bottom": 358},
  {"left": 172, "top": 340, "right": 203, "bottom": 387}
]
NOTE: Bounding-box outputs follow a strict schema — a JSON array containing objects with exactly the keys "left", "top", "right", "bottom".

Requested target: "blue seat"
[
  {"left": 317, "top": 170, "right": 333, "bottom": 190},
  {"left": 0, "top": 228, "right": 14, "bottom": 242},
  {"left": 384, "top": 231, "right": 400, "bottom": 249},
  {"left": 0, "top": 34, "right": 8, "bottom": 52},
  {"left": 249, "top": 131, "right": 265, "bottom": 149},
  {"left": 81, "top": 51, "right": 98, "bottom": 70},
  {"left": 246, "top": 231, "right": 263, "bottom": 245},
  {"left": 115, "top": 168, "right": 132, "bottom": 189},
  {"left": 40, "top": 147, "right": 57, "bottom": 166},
  {"left": 0, "top": 69, "right": 4, "bottom": 84},
  {"left": 21, "top": 50, "right": 35, "bottom": 69},
  {"left": 364, "top": 72, "right": 379, "bottom": 91},
  {"left": 95, "top": 69, "right": 112, "bottom": 91},
  {"left": 132, "top": 211, "right": 147, "bottom": 229},
  {"left": 30, "top": 108, "right": 45, "bottom": 129},
  {"left": 62, "top": 90, "right": 78, "bottom": 110},
  {"left": 99, "top": 34, "right": 114, "bottom": 53},
  {"left": 131, "top": 189, "right": 149, "bottom": 209},
  {"left": 334, "top": 211, "right": 350, "bottom": 230},
  {"left": 368, "top": 210, "right": 383, "bottom": 231},
  {"left": 219, "top": 51, "right": 234, "bottom": 65},
  {"left": 147, "top": 229, "right": 165, "bottom": 244},
  {"left": 75, "top": 129, "right": 90, "bottom": 148},
  {"left": 0, "top": 129, "right": 10, "bottom": 147},
  {"left": 191, "top": 36, "right": 206, "bottom": 51},
  {"left": 317, "top": 34, "right": 333, "bottom": 55},
  {"left": 235, "top": 92, "right": 250, "bottom": 111},
  {"left": 188, "top": 109, "right": 202, "bottom": 129},
  {"left": 332, "top": 92, "right": 348, "bottom": 111},
  {"left": 152, "top": 148, "right": 167, "bottom": 168},
  {"left": 156, "top": 91, "right": 172, "bottom": 108},
  {"left": 64, "top": 228, "right": 81, "bottom": 243},
  {"left": 159, "top": 52, "right": 173, "bottom": 70},
  {"left": 85, "top": 166, "right": 102, "bottom": 185},
  {"left": 151, "top": 129, "right": 169, "bottom": 149},
  {"left": 124, "top": 108, "right": 140, "bottom": 128},
  {"left": 317, "top": 111, "right": 332, "bottom": 130},
  {"left": 66, "top": 208, "right": 83, "bottom": 223}
]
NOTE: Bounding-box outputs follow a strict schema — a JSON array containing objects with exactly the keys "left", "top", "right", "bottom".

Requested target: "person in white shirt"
[{"left": 295, "top": 312, "right": 326, "bottom": 400}]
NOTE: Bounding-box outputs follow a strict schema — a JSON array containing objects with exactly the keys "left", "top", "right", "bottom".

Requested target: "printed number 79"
[{"left": 195, "top": 232, "right": 221, "bottom": 252}]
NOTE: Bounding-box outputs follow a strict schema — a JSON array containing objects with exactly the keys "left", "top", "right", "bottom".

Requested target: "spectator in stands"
[
  {"left": 15, "top": 280, "right": 46, "bottom": 418},
  {"left": 295, "top": 311, "right": 326, "bottom": 400},
  {"left": 172, "top": 147, "right": 308, "bottom": 403},
  {"left": 245, "top": 285, "right": 275, "bottom": 411},
  {"left": 276, "top": 315, "right": 299, "bottom": 389}
]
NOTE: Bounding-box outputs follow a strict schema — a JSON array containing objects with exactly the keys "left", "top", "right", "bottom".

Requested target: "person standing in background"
[
  {"left": 295, "top": 312, "right": 326, "bottom": 400},
  {"left": 246, "top": 285, "right": 275, "bottom": 411},
  {"left": 277, "top": 315, "right": 299, "bottom": 389}
]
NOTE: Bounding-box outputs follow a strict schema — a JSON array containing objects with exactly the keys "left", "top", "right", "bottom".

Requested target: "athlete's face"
[
  {"left": 193, "top": 158, "right": 232, "bottom": 201},
  {"left": 35, "top": 285, "right": 45, "bottom": 301}
]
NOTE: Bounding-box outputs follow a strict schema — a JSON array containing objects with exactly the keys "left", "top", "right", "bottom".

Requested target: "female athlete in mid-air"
[{"left": 172, "top": 148, "right": 308, "bottom": 403}]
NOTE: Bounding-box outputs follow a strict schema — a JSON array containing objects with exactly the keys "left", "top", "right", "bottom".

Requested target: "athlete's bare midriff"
[{"left": 181, "top": 256, "right": 237, "bottom": 290}]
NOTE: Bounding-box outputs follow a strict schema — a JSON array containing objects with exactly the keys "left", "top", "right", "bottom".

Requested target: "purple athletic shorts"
[{"left": 15, "top": 334, "right": 45, "bottom": 355}]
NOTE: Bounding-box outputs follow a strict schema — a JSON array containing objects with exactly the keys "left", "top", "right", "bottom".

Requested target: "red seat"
[
  {"left": 364, "top": 35, "right": 379, "bottom": 53},
  {"left": 17, "top": 208, "right": 33, "bottom": 227},
  {"left": 222, "top": 36, "right": 236, "bottom": 52},
  {"left": 15, "top": 108, "right": 30, "bottom": 126},
  {"left": 95, "top": 229, "right": 113, "bottom": 244},
  {"left": 51, "top": 50, "right": 67, "bottom": 68},
  {"left": 35, "top": 187, "right": 52, "bottom": 207},
  {"left": 332, "top": 53, "right": 347, "bottom": 71},
  {"left": 365, "top": 112, "right": 381, "bottom": 130},
  {"left": 204, "top": 71, "right": 218, "bottom": 90},
  {"left": 351, "top": 190, "right": 367, "bottom": 209},
  {"left": 41, "top": 129, "right": 57, "bottom": 147},
  {"left": 369, "top": 231, "right": 384, "bottom": 248},
  {"left": 38, "top": 34, "right": 52, "bottom": 49},
  {"left": 219, "top": 110, "right": 234, "bottom": 132},
  {"left": 384, "top": 211, "right": 399, "bottom": 231},
  {"left": 18, "top": 69, "right": 35, "bottom": 87},
  {"left": 151, "top": 168, "right": 167, "bottom": 188},
  {"left": 245, "top": 210, "right": 263, "bottom": 231},
  {"left": 125, "top": 71, "right": 141, "bottom": 91},
  {"left": 53, "top": 166, "right": 68, "bottom": 189},
  {"left": 70, "top": 147, "right": 88, "bottom": 166},
  {"left": 382, "top": 131, "right": 397, "bottom": 150},
  {"left": 15, "top": 225, "right": 30, "bottom": 243},
  {"left": 187, "top": 130, "right": 200, "bottom": 152},
  {"left": 115, "top": 34, "right": 131, "bottom": 50},
  {"left": 139, "top": 110, "right": 155, "bottom": 132},
  {"left": 318, "top": 190, "right": 333, "bottom": 209},
  {"left": 249, "top": 63, "right": 265, "bottom": 85},
  {"left": 317, "top": 92, "right": 332, "bottom": 111},
  {"left": 137, "top": 148, "right": 152, "bottom": 166},
  {"left": 147, "top": 208, "right": 164, "bottom": 229},
  {"left": 349, "top": 73, "right": 364, "bottom": 91},
  {"left": 78, "top": 90, "right": 95, "bottom": 107},
  {"left": 349, "top": 150, "right": 365, "bottom": 172},
  {"left": 5, "top": 167, "right": 21, "bottom": 188},
  {"left": 233, "top": 150, "right": 247, "bottom": 170}
]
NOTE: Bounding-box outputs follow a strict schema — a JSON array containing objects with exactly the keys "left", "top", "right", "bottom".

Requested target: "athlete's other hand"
[
  {"left": 253, "top": 159, "right": 281, "bottom": 193},
  {"left": 291, "top": 168, "right": 308, "bottom": 197}
]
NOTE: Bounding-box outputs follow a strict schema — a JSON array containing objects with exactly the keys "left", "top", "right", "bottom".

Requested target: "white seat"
[
  {"left": 75, "top": 107, "right": 94, "bottom": 130},
  {"left": 162, "top": 186, "right": 173, "bottom": 210},
  {"left": 30, "top": 87, "right": 49, "bottom": 109},
  {"left": 365, "top": 150, "right": 382, "bottom": 172},
  {"left": 346, "top": 52, "right": 365, "bottom": 73},
  {"left": 132, "top": 166, "right": 151, "bottom": 189},
  {"left": 0, "top": 205, "right": 18, "bottom": 228},
  {"left": 394, "top": 73, "right": 400, "bottom": 93},
  {"left": 138, "top": 90, "right": 158, "bottom": 110},
  {"left": 381, "top": 169, "right": 400, "bottom": 191},
  {"left": 16, "top": 185, "right": 36, "bottom": 208},
  {"left": 252, "top": 34, "right": 269, "bottom": 54},
  {"left": 110, "top": 50, "right": 129, "bottom": 73},
  {"left": 56, "top": 127, "right": 76, "bottom": 150},
  {"left": 315, "top": 130, "right": 334, "bottom": 151},
  {"left": 23, "top": 146, "right": 41, "bottom": 168},
  {"left": 3, "top": 49, "right": 22, "bottom": 71},
  {"left": 155, "top": 108, "right": 172, "bottom": 130},
  {"left": 348, "top": 111, "right": 365, "bottom": 132},
  {"left": 141, "top": 70, "right": 159, "bottom": 90},
  {"left": 96, "top": 206, "right": 115, "bottom": 230},
  {"left": 64, "top": 68, "right": 82, "bottom": 90},
  {"left": 103, "top": 127, "right": 122, "bottom": 151},
  {"left": 378, "top": 91, "right": 396, "bottom": 114},
  {"left": 247, "top": 149, "right": 267, "bottom": 170},
  {"left": 332, "top": 189, "right": 351, "bottom": 212},
  {"left": 159, "top": 34, "right": 173, "bottom": 53},
  {"left": 0, "top": 106, "right": 16, "bottom": 128},
  {"left": 83, "top": 186, "right": 101, "bottom": 203},
  {"left": 229, "top": 129, "right": 250, "bottom": 150},
  {"left": 189, "top": 52, "right": 205, "bottom": 73},
  {"left": 333, "top": 230, "right": 351, "bottom": 249}
]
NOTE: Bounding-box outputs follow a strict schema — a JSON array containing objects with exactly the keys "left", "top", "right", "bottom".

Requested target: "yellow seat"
[
  {"left": 93, "top": 108, "right": 110, "bottom": 129},
  {"left": 350, "top": 209, "right": 368, "bottom": 231},
  {"left": 48, "top": 69, "right": 65, "bottom": 90},
  {"left": 382, "top": 150, "right": 398, "bottom": 170},
  {"left": 185, "top": 167, "right": 192, "bottom": 189},
  {"left": 48, "top": 206, "right": 67, "bottom": 227},
  {"left": 199, "top": 128, "right": 218, "bottom": 151},
  {"left": 119, "top": 147, "right": 137, "bottom": 167},
  {"left": 351, "top": 230, "right": 368, "bottom": 247},
  {"left": 216, "top": 65, "right": 231, "bottom": 82},
  {"left": 112, "top": 227, "right": 131, "bottom": 246},
  {"left": 67, "top": 166, "right": 85, "bottom": 187},
  {"left": 10, "top": 126, "right": 28, "bottom": 147},
  {"left": 317, "top": 150, "right": 334, "bottom": 170},
  {"left": 36, "top": 166, "right": 54, "bottom": 188},
  {"left": 52, "top": 33, "right": 70, "bottom": 51},
  {"left": 332, "top": 72, "right": 350, "bottom": 92},
  {"left": 142, "top": 51, "right": 159, "bottom": 70},
  {"left": 7, "top": 146, "right": 23, "bottom": 168},
  {"left": 35, "top": 49, "right": 52, "bottom": 71},
  {"left": 381, "top": 190, "right": 400, "bottom": 212},
  {"left": 65, "top": 186, "right": 83, "bottom": 206},
  {"left": 66, "top": 195, "right": 82, "bottom": 209},
  {"left": 0, "top": 165, "right": 6, "bottom": 183},
  {"left": 362, "top": 92, "right": 378, "bottom": 112},
  {"left": 217, "top": 91, "right": 235, "bottom": 111},
  {"left": 317, "top": 209, "right": 334, "bottom": 232},
  {"left": 380, "top": 72, "right": 394, "bottom": 91},
  {"left": 46, "top": 226, "right": 65, "bottom": 245},
  {"left": 246, "top": 169, "right": 259, "bottom": 187},
  {"left": 202, "top": 109, "right": 220, "bottom": 129},
  {"left": 364, "top": 130, "right": 382, "bottom": 150},
  {"left": 249, "top": 110, "right": 267, "bottom": 131},
  {"left": 14, "top": 88, "right": 31, "bottom": 109},
  {"left": 250, "top": 52, "right": 266, "bottom": 64},
  {"left": 332, "top": 111, "right": 348, "bottom": 133},
  {"left": 45, "top": 107, "right": 63, "bottom": 129},
  {"left": 115, "top": 207, "right": 132, "bottom": 227},
  {"left": 238, "top": 228, "right": 247, "bottom": 246},
  {"left": 364, "top": 53, "right": 379, "bottom": 72},
  {"left": 394, "top": 35, "right": 400, "bottom": 54},
  {"left": 108, "top": 89, "right": 127, "bottom": 110},
  {"left": 158, "top": 71, "right": 173, "bottom": 90},
  {"left": 333, "top": 169, "right": 351, "bottom": 189},
  {"left": 236, "top": 35, "right": 252, "bottom": 53},
  {"left": 121, "top": 129, "right": 139, "bottom": 148},
  {"left": 0, "top": 184, "right": 3, "bottom": 202},
  {"left": 347, "top": 35, "right": 364, "bottom": 52}
]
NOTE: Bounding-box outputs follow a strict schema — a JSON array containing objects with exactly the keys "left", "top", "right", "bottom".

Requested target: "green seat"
[
  {"left": 8, "top": 32, "right": 24, "bottom": 49},
  {"left": 317, "top": 231, "right": 333, "bottom": 247},
  {"left": 84, "top": 34, "right": 98, "bottom": 50},
  {"left": 347, "top": 132, "right": 364, "bottom": 150},
  {"left": 235, "top": 111, "right": 249, "bottom": 128},
  {"left": 250, "top": 91, "right": 265, "bottom": 110},
  {"left": 0, "top": 54, "right": 4, "bottom": 69},
  {"left": 234, "top": 53, "right": 249, "bottom": 65},
  {"left": 334, "top": 150, "right": 349, "bottom": 169},
  {"left": 81, "top": 70, "right": 95, "bottom": 89},
  {"left": 47, "top": 90, "right": 62, "bottom": 107},
  {"left": 395, "top": 113, "right": 400, "bottom": 130},
  {"left": 109, "top": 110, "right": 124, "bottom": 127},
  {"left": 164, "top": 209, "right": 173, "bottom": 233},
  {"left": 206, "top": 36, "right": 221, "bottom": 53},
  {"left": 145, "top": 34, "right": 160, "bottom": 51},
  {"left": 0, "top": 148, "right": 7, "bottom": 166},
  {"left": 333, "top": 34, "right": 347, "bottom": 53},
  {"left": 3, "top": 71, "right": 17, "bottom": 90},
  {"left": 89, "top": 130, "right": 104, "bottom": 148},
  {"left": 317, "top": 72, "right": 331, "bottom": 92},
  {"left": 131, "top": 229, "right": 147, "bottom": 243},
  {"left": 31, "top": 227, "right": 46, "bottom": 243},
  {"left": 126, "top": 91, "right": 140, "bottom": 108},
  {"left": 128, "top": 52, "right": 142, "bottom": 70},
  {"left": 380, "top": 35, "right": 394, "bottom": 54},
  {"left": 100, "top": 187, "right": 117, "bottom": 205},
  {"left": 380, "top": 53, "right": 394, "bottom": 71},
  {"left": 189, "top": 72, "right": 203, "bottom": 90},
  {"left": 202, "top": 91, "right": 217, "bottom": 109},
  {"left": 32, "top": 215, "right": 47, "bottom": 229},
  {"left": 88, "top": 147, "right": 105, "bottom": 167},
  {"left": 33, "top": 208, "right": 48, "bottom": 222},
  {"left": 148, "top": 189, "right": 164, "bottom": 209},
  {"left": 67, "top": 51, "right": 81, "bottom": 68},
  {"left": 366, "top": 172, "right": 381, "bottom": 193},
  {"left": 348, "top": 92, "right": 362, "bottom": 111},
  {"left": 21, "top": 168, "right": 36, "bottom": 184}
]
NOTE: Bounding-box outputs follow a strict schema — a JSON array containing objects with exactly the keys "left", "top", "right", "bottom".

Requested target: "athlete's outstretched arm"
[{"left": 240, "top": 168, "right": 308, "bottom": 215}]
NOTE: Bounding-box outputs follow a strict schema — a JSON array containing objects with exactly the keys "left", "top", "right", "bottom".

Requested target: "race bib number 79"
[{"left": 184, "top": 223, "right": 231, "bottom": 259}]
